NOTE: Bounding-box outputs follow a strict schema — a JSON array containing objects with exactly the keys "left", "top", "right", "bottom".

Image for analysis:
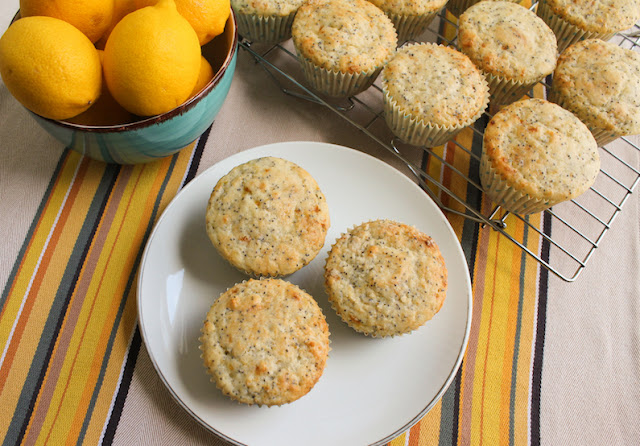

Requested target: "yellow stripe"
[{"left": 415, "top": 400, "right": 442, "bottom": 444}]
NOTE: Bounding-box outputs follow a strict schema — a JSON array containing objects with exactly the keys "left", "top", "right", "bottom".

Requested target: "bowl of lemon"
[{"left": 0, "top": 0, "right": 237, "bottom": 164}]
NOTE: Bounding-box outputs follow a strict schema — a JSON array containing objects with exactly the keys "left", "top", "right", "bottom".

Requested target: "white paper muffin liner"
[
  {"left": 536, "top": 0, "right": 616, "bottom": 54},
  {"left": 485, "top": 72, "right": 540, "bottom": 109},
  {"left": 390, "top": 11, "right": 441, "bottom": 43},
  {"left": 235, "top": 11, "right": 297, "bottom": 44},
  {"left": 295, "top": 55, "right": 384, "bottom": 97},
  {"left": 479, "top": 152, "right": 555, "bottom": 214},
  {"left": 447, "top": 0, "right": 477, "bottom": 17},
  {"left": 382, "top": 73, "right": 489, "bottom": 147},
  {"left": 548, "top": 89, "right": 622, "bottom": 147}
]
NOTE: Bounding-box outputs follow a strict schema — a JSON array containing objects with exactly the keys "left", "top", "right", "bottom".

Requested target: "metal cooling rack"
[{"left": 237, "top": 5, "right": 640, "bottom": 282}]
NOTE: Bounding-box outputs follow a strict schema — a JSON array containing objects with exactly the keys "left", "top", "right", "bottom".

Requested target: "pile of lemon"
[{"left": 0, "top": 0, "right": 230, "bottom": 124}]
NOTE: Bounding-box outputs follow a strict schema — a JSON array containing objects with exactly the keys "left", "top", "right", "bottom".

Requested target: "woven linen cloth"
[{"left": 1, "top": 2, "right": 639, "bottom": 445}]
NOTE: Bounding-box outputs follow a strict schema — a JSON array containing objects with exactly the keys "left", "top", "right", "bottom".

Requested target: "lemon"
[
  {"left": 134, "top": 0, "right": 230, "bottom": 45},
  {"left": 95, "top": 0, "right": 137, "bottom": 50},
  {"left": 20, "top": 0, "right": 115, "bottom": 43},
  {"left": 0, "top": 16, "right": 102, "bottom": 120},
  {"left": 103, "top": 0, "right": 201, "bottom": 116},
  {"left": 65, "top": 51, "right": 134, "bottom": 126},
  {"left": 189, "top": 56, "right": 215, "bottom": 99}
]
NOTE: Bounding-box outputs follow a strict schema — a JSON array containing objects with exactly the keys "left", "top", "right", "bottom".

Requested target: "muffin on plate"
[
  {"left": 231, "top": 0, "right": 306, "bottom": 44},
  {"left": 549, "top": 39, "right": 640, "bottom": 146},
  {"left": 366, "top": 0, "right": 448, "bottom": 43},
  {"left": 458, "top": 1, "right": 557, "bottom": 108},
  {"left": 324, "top": 219, "right": 447, "bottom": 337},
  {"left": 291, "top": 0, "right": 397, "bottom": 97},
  {"left": 381, "top": 42, "right": 489, "bottom": 147},
  {"left": 200, "top": 278, "right": 330, "bottom": 406},
  {"left": 536, "top": 0, "right": 640, "bottom": 53},
  {"left": 206, "top": 156, "right": 330, "bottom": 277},
  {"left": 480, "top": 98, "right": 600, "bottom": 214}
]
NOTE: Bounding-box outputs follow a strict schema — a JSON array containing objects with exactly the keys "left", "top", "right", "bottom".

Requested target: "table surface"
[{"left": 1, "top": 1, "right": 639, "bottom": 445}]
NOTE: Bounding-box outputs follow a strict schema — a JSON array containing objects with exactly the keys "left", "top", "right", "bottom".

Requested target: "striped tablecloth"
[{"left": 1, "top": 3, "right": 639, "bottom": 445}]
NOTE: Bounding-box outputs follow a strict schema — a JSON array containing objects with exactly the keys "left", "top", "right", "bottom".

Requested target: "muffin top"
[
  {"left": 545, "top": 0, "right": 640, "bottom": 34},
  {"left": 324, "top": 219, "right": 447, "bottom": 337},
  {"left": 206, "top": 157, "right": 330, "bottom": 277},
  {"left": 458, "top": 1, "right": 558, "bottom": 82},
  {"left": 483, "top": 98, "right": 600, "bottom": 201},
  {"left": 381, "top": 43, "right": 489, "bottom": 127},
  {"left": 366, "top": 0, "right": 448, "bottom": 15},
  {"left": 552, "top": 39, "right": 640, "bottom": 135},
  {"left": 292, "top": 0, "right": 397, "bottom": 73},
  {"left": 200, "top": 278, "right": 330, "bottom": 406},
  {"left": 231, "top": 0, "right": 306, "bottom": 16}
]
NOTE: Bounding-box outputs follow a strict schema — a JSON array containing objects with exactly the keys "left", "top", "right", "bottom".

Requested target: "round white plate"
[{"left": 137, "top": 141, "right": 472, "bottom": 446}]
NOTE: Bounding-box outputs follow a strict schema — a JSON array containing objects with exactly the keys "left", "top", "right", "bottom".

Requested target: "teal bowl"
[{"left": 28, "top": 9, "right": 238, "bottom": 164}]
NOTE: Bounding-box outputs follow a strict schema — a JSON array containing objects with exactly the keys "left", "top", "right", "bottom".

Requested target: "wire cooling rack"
[{"left": 237, "top": 5, "right": 640, "bottom": 282}]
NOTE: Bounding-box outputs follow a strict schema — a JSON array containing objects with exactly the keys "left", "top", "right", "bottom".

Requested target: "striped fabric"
[{"left": 0, "top": 131, "right": 209, "bottom": 445}]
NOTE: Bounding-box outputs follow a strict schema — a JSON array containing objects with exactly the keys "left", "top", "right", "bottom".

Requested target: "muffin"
[
  {"left": 480, "top": 98, "right": 600, "bottom": 214},
  {"left": 536, "top": 0, "right": 640, "bottom": 53},
  {"left": 458, "top": 1, "right": 557, "bottom": 108},
  {"left": 381, "top": 42, "right": 489, "bottom": 147},
  {"left": 549, "top": 39, "right": 640, "bottom": 146},
  {"left": 231, "top": 0, "right": 306, "bottom": 44},
  {"left": 200, "top": 278, "right": 330, "bottom": 406},
  {"left": 324, "top": 219, "right": 447, "bottom": 337},
  {"left": 291, "top": 0, "right": 397, "bottom": 97},
  {"left": 447, "top": 0, "right": 520, "bottom": 18},
  {"left": 366, "top": 0, "right": 448, "bottom": 42},
  {"left": 206, "top": 156, "right": 330, "bottom": 277}
]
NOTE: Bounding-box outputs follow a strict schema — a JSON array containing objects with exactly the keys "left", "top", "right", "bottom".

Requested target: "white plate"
[{"left": 137, "top": 141, "right": 472, "bottom": 446}]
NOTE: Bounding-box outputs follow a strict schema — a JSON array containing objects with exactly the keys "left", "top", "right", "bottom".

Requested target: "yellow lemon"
[
  {"left": 65, "top": 51, "right": 134, "bottom": 126},
  {"left": 189, "top": 56, "right": 215, "bottom": 99},
  {"left": 19, "top": 0, "right": 115, "bottom": 43},
  {"left": 95, "top": 0, "right": 137, "bottom": 50},
  {"left": 0, "top": 16, "right": 102, "bottom": 120},
  {"left": 134, "top": 0, "right": 230, "bottom": 45},
  {"left": 103, "top": 0, "right": 201, "bottom": 116}
]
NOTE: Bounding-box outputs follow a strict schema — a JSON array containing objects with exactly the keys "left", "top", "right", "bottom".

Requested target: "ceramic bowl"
[{"left": 26, "top": 10, "right": 238, "bottom": 164}]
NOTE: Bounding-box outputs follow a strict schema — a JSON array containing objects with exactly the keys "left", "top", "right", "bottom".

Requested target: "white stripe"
[{"left": 0, "top": 158, "right": 83, "bottom": 369}]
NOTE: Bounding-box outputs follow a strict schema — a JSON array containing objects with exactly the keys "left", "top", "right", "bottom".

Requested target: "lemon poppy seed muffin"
[
  {"left": 458, "top": 1, "right": 557, "bottom": 107},
  {"left": 206, "top": 157, "right": 330, "bottom": 277},
  {"left": 291, "top": 0, "right": 397, "bottom": 97},
  {"left": 447, "top": 0, "right": 520, "bottom": 18},
  {"left": 200, "top": 278, "right": 330, "bottom": 406},
  {"left": 366, "top": 0, "right": 448, "bottom": 42},
  {"left": 536, "top": 0, "right": 640, "bottom": 53},
  {"left": 480, "top": 98, "right": 600, "bottom": 214},
  {"left": 549, "top": 39, "right": 640, "bottom": 146},
  {"left": 231, "top": 0, "right": 306, "bottom": 44},
  {"left": 324, "top": 219, "right": 447, "bottom": 337},
  {"left": 381, "top": 42, "right": 489, "bottom": 147}
]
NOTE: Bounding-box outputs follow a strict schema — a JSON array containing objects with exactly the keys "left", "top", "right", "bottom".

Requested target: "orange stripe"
[
  {"left": 408, "top": 420, "right": 422, "bottom": 446},
  {"left": 0, "top": 158, "right": 89, "bottom": 394}
]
